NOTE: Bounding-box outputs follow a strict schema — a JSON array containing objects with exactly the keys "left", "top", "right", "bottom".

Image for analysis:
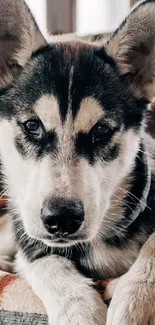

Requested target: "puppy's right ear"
[{"left": 0, "top": 0, "right": 46, "bottom": 87}]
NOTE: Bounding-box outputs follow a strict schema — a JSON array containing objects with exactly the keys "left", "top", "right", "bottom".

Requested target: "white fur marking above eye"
[
  {"left": 74, "top": 97, "right": 104, "bottom": 133},
  {"left": 34, "top": 95, "right": 61, "bottom": 131}
]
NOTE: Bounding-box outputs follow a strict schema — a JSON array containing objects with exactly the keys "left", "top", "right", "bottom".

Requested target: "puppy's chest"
[{"left": 76, "top": 241, "right": 140, "bottom": 279}]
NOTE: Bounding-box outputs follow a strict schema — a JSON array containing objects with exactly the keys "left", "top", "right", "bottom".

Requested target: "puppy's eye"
[
  {"left": 91, "top": 124, "right": 113, "bottom": 144},
  {"left": 24, "top": 119, "right": 42, "bottom": 137}
]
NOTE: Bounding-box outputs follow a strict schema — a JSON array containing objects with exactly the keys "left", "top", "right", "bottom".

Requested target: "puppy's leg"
[
  {"left": 106, "top": 233, "right": 155, "bottom": 325},
  {"left": 16, "top": 251, "right": 107, "bottom": 325}
]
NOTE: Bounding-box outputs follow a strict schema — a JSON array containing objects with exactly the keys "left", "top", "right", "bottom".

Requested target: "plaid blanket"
[{"left": 0, "top": 270, "right": 48, "bottom": 325}]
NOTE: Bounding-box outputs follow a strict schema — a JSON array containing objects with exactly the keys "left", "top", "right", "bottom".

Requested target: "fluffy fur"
[{"left": 1, "top": 1, "right": 155, "bottom": 324}]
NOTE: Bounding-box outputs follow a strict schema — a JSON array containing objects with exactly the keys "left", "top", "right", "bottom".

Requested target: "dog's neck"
[{"left": 101, "top": 145, "right": 151, "bottom": 245}]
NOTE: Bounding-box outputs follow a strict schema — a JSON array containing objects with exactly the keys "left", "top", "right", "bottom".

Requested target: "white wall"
[
  {"left": 25, "top": 0, "right": 47, "bottom": 35},
  {"left": 25, "top": 0, "right": 130, "bottom": 36},
  {"left": 76, "top": 0, "right": 130, "bottom": 35}
]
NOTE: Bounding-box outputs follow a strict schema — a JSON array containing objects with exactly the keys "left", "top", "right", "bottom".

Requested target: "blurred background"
[{"left": 25, "top": 0, "right": 139, "bottom": 37}]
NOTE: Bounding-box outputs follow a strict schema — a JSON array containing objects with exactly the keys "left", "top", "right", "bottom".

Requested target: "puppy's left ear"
[{"left": 105, "top": 1, "right": 155, "bottom": 101}]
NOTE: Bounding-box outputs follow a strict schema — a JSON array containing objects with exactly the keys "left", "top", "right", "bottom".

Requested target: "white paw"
[
  {"left": 48, "top": 289, "right": 107, "bottom": 325},
  {"left": 106, "top": 272, "right": 155, "bottom": 325}
]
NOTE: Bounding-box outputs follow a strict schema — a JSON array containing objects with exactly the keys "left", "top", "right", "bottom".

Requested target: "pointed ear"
[
  {"left": 0, "top": 0, "right": 46, "bottom": 87},
  {"left": 105, "top": 1, "right": 155, "bottom": 101}
]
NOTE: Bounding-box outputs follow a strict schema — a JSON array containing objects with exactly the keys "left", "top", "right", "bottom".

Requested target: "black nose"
[{"left": 41, "top": 198, "right": 84, "bottom": 235}]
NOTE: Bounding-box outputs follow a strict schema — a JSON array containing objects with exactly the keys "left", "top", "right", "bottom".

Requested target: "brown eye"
[
  {"left": 91, "top": 124, "right": 113, "bottom": 144},
  {"left": 24, "top": 119, "right": 42, "bottom": 137}
]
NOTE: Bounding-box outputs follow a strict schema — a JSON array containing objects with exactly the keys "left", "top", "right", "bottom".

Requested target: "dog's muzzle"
[{"left": 41, "top": 197, "right": 84, "bottom": 238}]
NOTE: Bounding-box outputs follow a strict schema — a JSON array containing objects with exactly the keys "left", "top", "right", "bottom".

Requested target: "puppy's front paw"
[
  {"left": 106, "top": 271, "right": 155, "bottom": 325},
  {"left": 48, "top": 289, "right": 107, "bottom": 325}
]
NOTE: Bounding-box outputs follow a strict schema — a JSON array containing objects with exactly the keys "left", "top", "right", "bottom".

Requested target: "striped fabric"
[{"left": 0, "top": 270, "right": 48, "bottom": 325}]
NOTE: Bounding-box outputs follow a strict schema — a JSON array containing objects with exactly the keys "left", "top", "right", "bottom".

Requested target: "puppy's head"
[{"left": 0, "top": 0, "right": 155, "bottom": 247}]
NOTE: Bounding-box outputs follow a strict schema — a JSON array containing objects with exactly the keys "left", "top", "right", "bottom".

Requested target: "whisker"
[
  {"left": 138, "top": 149, "right": 155, "bottom": 159},
  {"left": 116, "top": 187, "right": 151, "bottom": 210},
  {"left": 0, "top": 187, "right": 9, "bottom": 199},
  {"left": 113, "top": 193, "right": 135, "bottom": 213}
]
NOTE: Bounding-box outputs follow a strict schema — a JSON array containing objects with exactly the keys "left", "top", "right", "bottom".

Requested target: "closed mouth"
[
  {"left": 39, "top": 233, "right": 70, "bottom": 243},
  {"left": 54, "top": 239, "right": 69, "bottom": 244},
  {"left": 39, "top": 233, "right": 87, "bottom": 245}
]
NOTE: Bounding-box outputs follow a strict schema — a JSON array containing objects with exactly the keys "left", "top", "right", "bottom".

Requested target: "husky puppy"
[{"left": 1, "top": 0, "right": 155, "bottom": 324}]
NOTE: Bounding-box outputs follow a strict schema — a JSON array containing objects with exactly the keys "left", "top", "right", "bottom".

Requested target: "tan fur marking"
[
  {"left": 34, "top": 95, "right": 61, "bottom": 131},
  {"left": 74, "top": 97, "right": 104, "bottom": 133}
]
